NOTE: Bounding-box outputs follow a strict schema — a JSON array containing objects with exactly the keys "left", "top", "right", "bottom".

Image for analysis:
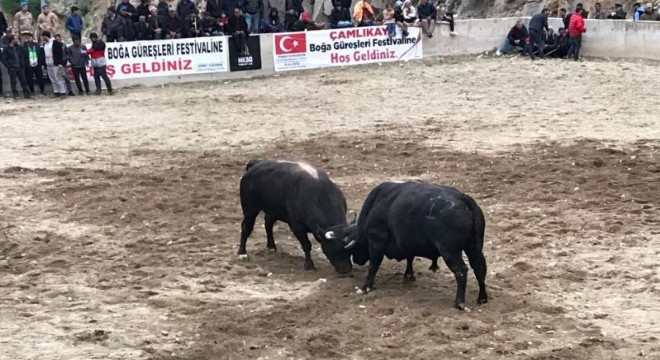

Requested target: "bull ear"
[{"left": 324, "top": 231, "right": 337, "bottom": 240}]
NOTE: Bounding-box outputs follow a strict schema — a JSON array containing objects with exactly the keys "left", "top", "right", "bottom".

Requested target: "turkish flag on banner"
[{"left": 274, "top": 33, "right": 307, "bottom": 55}]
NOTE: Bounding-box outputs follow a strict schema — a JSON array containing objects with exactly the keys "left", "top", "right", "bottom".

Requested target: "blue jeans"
[
  {"left": 500, "top": 38, "right": 527, "bottom": 54},
  {"left": 330, "top": 21, "right": 353, "bottom": 29},
  {"left": 245, "top": 12, "right": 260, "bottom": 34},
  {"left": 386, "top": 23, "right": 396, "bottom": 37}
]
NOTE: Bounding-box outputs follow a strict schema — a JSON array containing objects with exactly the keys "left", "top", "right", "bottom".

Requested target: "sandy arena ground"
[{"left": 1, "top": 56, "right": 659, "bottom": 360}]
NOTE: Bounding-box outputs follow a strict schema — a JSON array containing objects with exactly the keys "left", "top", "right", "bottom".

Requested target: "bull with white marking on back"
[
  {"left": 325, "top": 181, "right": 489, "bottom": 309},
  {"left": 237, "top": 159, "right": 354, "bottom": 274}
]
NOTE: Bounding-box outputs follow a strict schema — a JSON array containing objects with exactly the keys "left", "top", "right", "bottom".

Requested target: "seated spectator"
[
  {"left": 136, "top": 0, "right": 151, "bottom": 20},
  {"left": 382, "top": 3, "right": 396, "bottom": 37},
  {"left": 185, "top": 11, "right": 203, "bottom": 38},
  {"left": 353, "top": 0, "right": 375, "bottom": 27},
  {"left": 260, "top": 7, "right": 283, "bottom": 33},
  {"left": 542, "top": 26, "right": 557, "bottom": 54},
  {"left": 393, "top": 1, "right": 409, "bottom": 37},
  {"left": 216, "top": 13, "right": 229, "bottom": 34},
  {"left": 591, "top": 2, "right": 606, "bottom": 19},
  {"left": 293, "top": 12, "right": 325, "bottom": 31},
  {"left": 102, "top": 7, "right": 126, "bottom": 42},
  {"left": 134, "top": 15, "right": 154, "bottom": 40},
  {"left": 495, "top": 19, "right": 528, "bottom": 56},
  {"left": 607, "top": 4, "right": 627, "bottom": 19},
  {"left": 157, "top": 0, "right": 169, "bottom": 17},
  {"left": 417, "top": 0, "right": 436, "bottom": 38},
  {"left": 206, "top": 0, "right": 226, "bottom": 19},
  {"left": 402, "top": 0, "right": 417, "bottom": 26},
  {"left": 148, "top": 6, "right": 165, "bottom": 39},
  {"left": 164, "top": 5, "right": 185, "bottom": 39},
  {"left": 436, "top": 0, "right": 456, "bottom": 35},
  {"left": 116, "top": 0, "right": 137, "bottom": 21},
  {"left": 552, "top": 27, "right": 569, "bottom": 58},
  {"left": 284, "top": 0, "right": 304, "bottom": 31},
  {"left": 329, "top": 1, "right": 353, "bottom": 29},
  {"left": 640, "top": 3, "right": 660, "bottom": 20},
  {"left": 228, "top": 7, "right": 249, "bottom": 55}
]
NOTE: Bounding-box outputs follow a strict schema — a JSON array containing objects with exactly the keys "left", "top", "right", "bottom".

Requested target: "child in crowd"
[{"left": 382, "top": 3, "right": 396, "bottom": 38}]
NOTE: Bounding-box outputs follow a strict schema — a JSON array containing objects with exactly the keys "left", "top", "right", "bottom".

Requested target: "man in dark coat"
[
  {"left": 227, "top": 7, "right": 249, "bottom": 56},
  {"left": 528, "top": 7, "right": 549, "bottom": 60},
  {"left": 1, "top": 34, "right": 31, "bottom": 99}
]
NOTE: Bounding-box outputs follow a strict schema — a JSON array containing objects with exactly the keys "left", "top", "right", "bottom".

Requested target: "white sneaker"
[{"left": 495, "top": 50, "right": 502, "bottom": 56}]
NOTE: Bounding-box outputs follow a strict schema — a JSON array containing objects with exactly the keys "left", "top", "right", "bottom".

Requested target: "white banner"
[
  {"left": 104, "top": 36, "right": 229, "bottom": 80},
  {"left": 273, "top": 27, "right": 423, "bottom": 72}
]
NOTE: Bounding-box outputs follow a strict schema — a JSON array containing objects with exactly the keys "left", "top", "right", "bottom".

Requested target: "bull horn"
[
  {"left": 344, "top": 239, "right": 357, "bottom": 250},
  {"left": 324, "top": 231, "right": 337, "bottom": 240}
]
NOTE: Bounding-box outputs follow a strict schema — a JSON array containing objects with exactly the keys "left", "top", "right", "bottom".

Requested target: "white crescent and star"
[{"left": 278, "top": 36, "right": 299, "bottom": 53}]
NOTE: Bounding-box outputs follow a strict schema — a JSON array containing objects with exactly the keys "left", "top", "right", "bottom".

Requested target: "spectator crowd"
[{"left": 496, "top": 2, "right": 660, "bottom": 61}]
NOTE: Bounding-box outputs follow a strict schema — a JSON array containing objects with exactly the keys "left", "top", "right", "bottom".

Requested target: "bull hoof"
[
  {"left": 403, "top": 274, "right": 416, "bottom": 283},
  {"left": 454, "top": 302, "right": 466, "bottom": 311},
  {"left": 355, "top": 286, "right": 371, "bottom": 295},
  {"left": 429, "top": 263, "right": 439, "bottom": 272},
  {"left": 477, "top": 296, "right": 489, "bottom": 305},
  {"left": 304, "top": 262, "right": 316, "bottom": 271},
  {"left": 237, "top": 254, "right": 248, "bottom": 260},
  {"left": 267, "top": 246, "right": 277, "bottom": 253}
]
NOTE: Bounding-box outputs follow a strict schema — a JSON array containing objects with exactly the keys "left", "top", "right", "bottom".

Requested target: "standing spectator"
[
  {"left": 136, "top": 0, "right": 152, "bottom": 20},
  {"left": 42, "top": 30, "right": 66, "bottom": 98},
  {"left": 134, "top": 15, "right": 155, "bottom": 40},
  {"left": 329, "top": 1, "right": 353, "bottom": 29},
  {"left": 417, "top": 0, "right": 437, "bottom": 38},
  {"left": 87, "top": 32, "right": 113, "bottom": 95},
  {"left": 68, "top": 37, "right": 89, "bottom": 95},
  {"left": 242, "top": 0, "right": 263, "bottom": 34},
  {"left": 207, "top": 0, "right": 226, "bottom": 18},
  {"left": 1, "top": 34, "right": 30, "bottom": 99},
  {"left": 436, "top": 0, "right": 456, "bottom": 36},
  {"left": 54, "top": 33, "right": 74, "bottom": 96},
  {"left": 633, "top": 3, "right": 645, "bottom": 21},
  {"left": 164, "top": 6, "right": 185, "bottom": 39},
  {"left": 608, "top": 4, "right": 627, "bottom": 19},
  {"left": 177, "top": 0, "right": 197, "bottom": 20},
  {"left": 65, "top": 6, "right": 84, "bottom": 39},
  {"left": 261, "top": 7, "right": 283, "bottom": 32},
  {"left": 37, "top": 4, "right": 59, "bottom": 38},
  {"left": 148, "top": 6, "right": 165, "bottom": 39},
  {"left": 382, "top": 3, "right": 396, "bottom": 38},
  {"left": 117, "top": 0, "right": 137, "bottom": 21},
  {"left": 14, "top": 2, "right": 35, "bottom": 39},
  {"left": 559, "top": 8, "right": 570, "bottom": 29},
  {"left": 284, "top": 0, "right": 304, "bottom": 31},
  {"left": 640, "top": 3, "right": 660, "bottom": 20},
  {"left": 495, "top": 19, "right": 528, "bottom": 56},
  {"left": 591, "top": 2, "right": 607, "bottom": 19},
  {"left": 568, "top": 7, "right": 586, "bottom": 61},
  {"left": 576, "top": 3, "right": 589, "bottom": 19},
  {"left": 157, "top": 0, "right": 170, "bottom": 17},
  {"left": 228, "top": 7, "right": 249, "bottom": 55},
  {"left": 528, "top": 7, "right": 549, "bottom": 60},
  {"left": 0, "top": 9, "right": 8, "bottom": 35},
  {"left": 353, "top": 0, "right": 375, "bottom": 27},
  {"left": 22, "top": 33, "right": 45, "bottom": 95},
  {"left": 102, "top": 7, "right": 126, "bottom": 42}
]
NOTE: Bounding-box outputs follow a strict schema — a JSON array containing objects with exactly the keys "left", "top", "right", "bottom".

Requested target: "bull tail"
[
  {"left": 464, "top": 194, "right": 486, "bottom": 251},
  {"left": 245, "top": 159, "right": 261, "bottom": 173}
]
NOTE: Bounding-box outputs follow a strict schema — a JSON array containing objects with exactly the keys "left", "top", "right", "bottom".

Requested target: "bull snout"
[{"left": 334, "top": 262, "right": 353, "bottom": 275}]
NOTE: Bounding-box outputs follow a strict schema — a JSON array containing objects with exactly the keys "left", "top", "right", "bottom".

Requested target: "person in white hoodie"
[{"left": 42, "top": 30, "right": 67, "bottom": 98}]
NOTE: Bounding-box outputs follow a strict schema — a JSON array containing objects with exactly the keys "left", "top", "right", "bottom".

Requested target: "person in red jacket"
[
  {"left": 567, "top": 8, "right": 586, "bottom": 61},
  {"left": 86, "top": 32, "right": 114, "bottom": 95}
]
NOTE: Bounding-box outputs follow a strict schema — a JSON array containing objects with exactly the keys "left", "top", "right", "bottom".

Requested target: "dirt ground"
[{"left": 1, "top": 56, "right": 659, "bottom": 360}]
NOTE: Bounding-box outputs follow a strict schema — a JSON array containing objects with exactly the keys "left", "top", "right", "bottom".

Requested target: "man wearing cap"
[
  {"left": 37, "top": 4, "right": 59, "bottom": 38},
  {"left": 608, "top": 4, "right": 627, "bottom": 19},
  {"left": 66, "top": 6, "right": 84, "bottom": 39},
  {"left": 528, "top": 7, "right": 549, "bottom": 60},
  {"left": 116, "top": 0, "right": 137, "bottom": 21},
  {"left": 14, "top": 2, "right": 34, "bottom": 38},
  {"left": 640, "top": 3, "right": 660, "bottom": 20},
  {"left": 102, "top": 6, "right": 126, "bottom": 42},
  {"left": 164, "top": 5, "right": 185, "bottom": 39}
]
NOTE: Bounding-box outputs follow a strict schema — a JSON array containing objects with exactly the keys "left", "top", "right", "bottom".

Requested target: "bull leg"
[
  {"left": 429, "top": 258, "right": 439, "bottom": 272},
  {"left": 465, "top": 248, "right": 489, "bottom": 305},
  {"left": 442, "top": 253, "right": 468, "bottom": 310},
  {"left": 264, "top": 215, "right": 277, "bottom": 252},
  {"left": 291, "top": 228, "right": 315, "bottom": 271},
  {"left": 359, "top": 249, "right": 384, "bottom": 294},
  {"left": 403, "top": 257, "right": 416, "bottom": 283},
  {"left": 237, "top": 208, "right": 260, "bottom": 256}
]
